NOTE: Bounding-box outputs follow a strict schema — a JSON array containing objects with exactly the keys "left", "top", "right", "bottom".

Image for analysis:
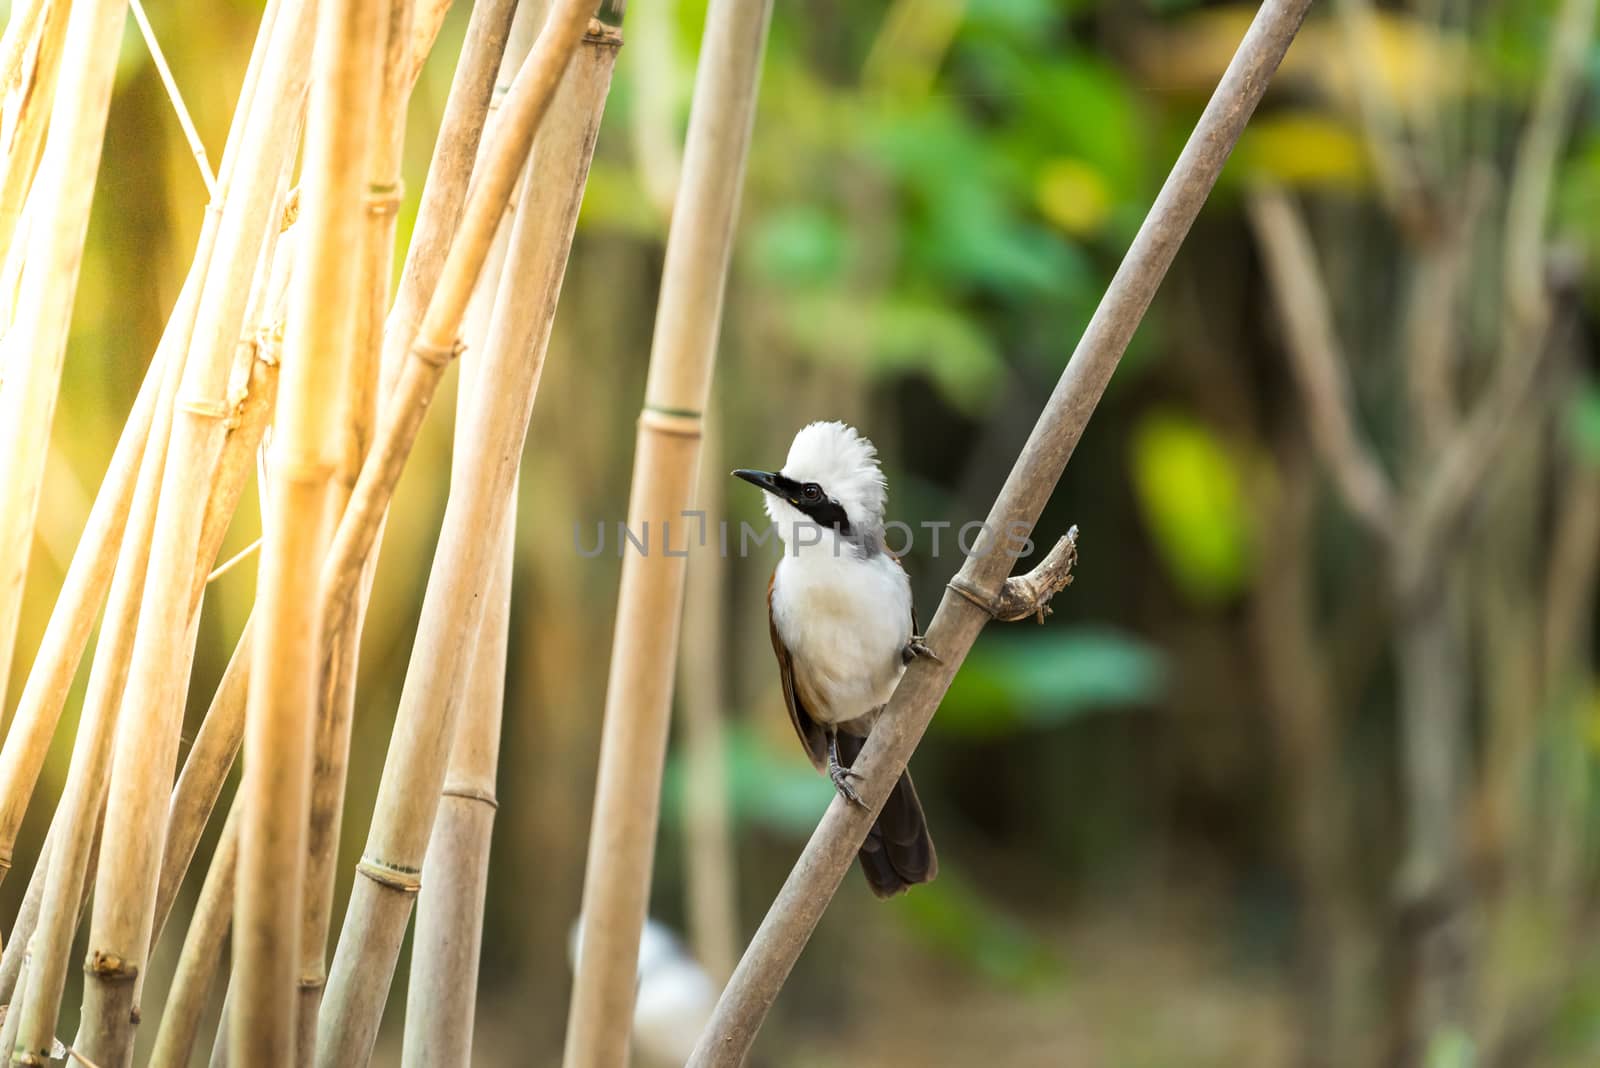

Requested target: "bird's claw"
[
  {"left": 903, "top": 635, "right": 941, "bottom": 665},
  {"left": 826, "top": 758, "right": 867, "bottom": 808}
]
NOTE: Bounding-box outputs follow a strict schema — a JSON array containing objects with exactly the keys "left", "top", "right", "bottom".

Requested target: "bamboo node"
[
  {"left": 584, "top": 19, "right": 623, "bottom": 48},
  {"left": 411, "top": 337, "right": 465, "bottom": 369},
  {"left": 442, "top": 783, "right": 499, "bottom": 809},
  {"left": 946, "top": 526, "right": 1079, "bottom": 624},
  {"left": 356, "top": 856, "right": 422, "bottom": 894},
  {"left": 178, "top": 396, "right": 234, "bottom": 425},
  {"left": 365, "top": 180, "right": 404, "bottom": 217},
  {"left": 639, "top": 406, "right": 703, "bottom": 439},
  {"left": 255, "top": 320, "right": 285, "bottom": 365},
  {"left": 83, "top": 951, "right": 138, "bottom": 981}
]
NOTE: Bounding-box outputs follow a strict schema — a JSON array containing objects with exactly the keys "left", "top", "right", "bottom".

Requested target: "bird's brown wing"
[{"left": 768, "top": 570, "right": 828, "bottom": 772}]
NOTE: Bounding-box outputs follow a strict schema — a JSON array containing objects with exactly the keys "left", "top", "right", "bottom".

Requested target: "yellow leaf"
[
  {"left": 1130, "top": 410, "right": 1256, "bottom": 604},
  {"left": 1236, "top": 112, "right": 1369, "bottom": 189},
  {"left": 1035, "top": 158, "right": 1113, "bottom": 237}
]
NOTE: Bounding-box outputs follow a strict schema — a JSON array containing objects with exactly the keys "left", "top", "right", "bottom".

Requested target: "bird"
[{"left": 733, "top": 420, "right": 939, "bottom": 898}]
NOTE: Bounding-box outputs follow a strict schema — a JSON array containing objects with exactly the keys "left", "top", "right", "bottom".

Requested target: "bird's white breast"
[{"left": 771, "top": 548, "right": 913, "bottom": 725}]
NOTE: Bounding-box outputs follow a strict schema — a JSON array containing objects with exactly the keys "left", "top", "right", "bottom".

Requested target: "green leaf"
[
  {"left": 663, "top": 726, "right": 833, "bottom": 836},
  {"left": 937, "top": 628, "right": 1165, "bottom": 737},
  {"left": 1130, "top": 409, "right": 1257, "bottom": 603},
  {"left": 750, "top": 205, "right": 853, "bottom": 285}
]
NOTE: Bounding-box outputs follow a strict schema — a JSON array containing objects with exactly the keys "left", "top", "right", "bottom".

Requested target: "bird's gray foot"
[
  {"left": 903, "top": 635, "right": 941, "bottom": 665},
  {"left": 827, "top": 733, "right": 866, "bottom": 808}
]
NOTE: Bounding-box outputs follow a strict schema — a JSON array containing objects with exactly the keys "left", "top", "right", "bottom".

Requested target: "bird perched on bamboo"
[{"left": 734, "top": 421, "right": 939, "bottom": 898}]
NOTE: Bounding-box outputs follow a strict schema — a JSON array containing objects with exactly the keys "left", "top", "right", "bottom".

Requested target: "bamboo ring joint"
[
  {"left": 442, "top": 784, "right": 499, "bottom": 809},
  {"left": 356, "top": 856, "right": 421, "bottom": 894},
  {"left": 179, "top": 396, "right": 236, "bottom": 428},
  {"left": 639, "top": 406, "right": 702, "bottom": 439},
  {"left": 412, "top": 338, "right": 465, "bottom": 369},
  {"left": 365, "top": 180, "right": 404, "bottom": 216}
]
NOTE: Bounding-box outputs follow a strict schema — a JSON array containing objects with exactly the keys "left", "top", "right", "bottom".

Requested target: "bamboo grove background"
[{"left": 2, "top": 0, "right": 1599, "bottom": 1065}]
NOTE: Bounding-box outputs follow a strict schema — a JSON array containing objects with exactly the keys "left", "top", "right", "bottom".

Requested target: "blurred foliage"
[{"left": 937, "top": 628, "right": 1165, "bottom": 735}]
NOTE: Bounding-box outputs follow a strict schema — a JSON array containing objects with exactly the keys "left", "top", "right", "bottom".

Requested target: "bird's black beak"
[{"left": 732, "top": 469, "right": 782, "bottom": 495}]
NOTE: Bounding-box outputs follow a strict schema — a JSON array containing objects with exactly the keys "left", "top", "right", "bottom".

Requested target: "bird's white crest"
[{"left": 764, "top": 420, "right": 888, "bottom": 536}]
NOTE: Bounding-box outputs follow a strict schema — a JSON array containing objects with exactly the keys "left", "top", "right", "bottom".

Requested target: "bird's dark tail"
[{"left": 836, "top": 733, "right": 938, "bottom": 898}]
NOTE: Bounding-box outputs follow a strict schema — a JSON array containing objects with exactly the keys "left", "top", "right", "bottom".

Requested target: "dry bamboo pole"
[
  {"left": 150, "top": 621, "right": 251, "bottom": 944},
  {"left": 232, "top": 0, "right": 389, "bottom": 1058},
  {"left": 317, "top": 24, "right": 618, "bottom": 1065},
  {"left": 396, "top": 111, "right": 528, "bottom": 1054},
  {"left": 562, "top": 1, "right": 772, "bottom": 1062},
  {"left": 0, "top": 0, "right": 283, "bottom": 884},
  {"left": 0, "top": 0, "right": 46, "bottom": 100},
  {"left": 142, "top": 0, "right": 516, "bottom": 1007},
  {"left": 75, "top": 3, "right": 317, "bottom": 1060},
  {"left": 0, "top": 811, "right": 99, "bottom": 1058},
  {"left": 378, "top": 0, "right": 520, "bottom": 406},
  {"left": 319, "top": 0, "right": 595, "bottom": 656},
  {"left": 148, "top": 801, "right": 241, "bottom": 1068},
  {"left": 292, "top": 3, "right": 412, "bottom": 1059},
  {"left": 686, "top": 1, "right": 1313, "bottom": 1061},
  {"left": 9, "top": 323, "right": 187, "bottom": 1064},
  {"left": 0, "top": 0, "right": 127, "bottom": 735},
  {"left": 400, "top": 499, "right": 515, "bottom": 1066},
  {"left": 0, "top": 0, "right": 72, "bottom": 264},
  {"left": 679, "top": 420, "right": 738, "bottom": 981},
  {"left": 0, "top": 338, "right": 166, "bottom": 878}
]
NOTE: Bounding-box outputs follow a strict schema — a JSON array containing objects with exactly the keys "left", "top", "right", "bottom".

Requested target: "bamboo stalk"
[
  {"left": 0, "top": 0, "right": 128, "bottom": 735},
  {"left": 0, "top": 0, "right": 73, "bottom": 264},
  {"left": 317, "top": 25, "right": 618, "bottom": 1064},
  {"left": 562, "top": 0, "right": 772, "bottom": 1061},
  {"left": 319, "top": 0, "right": 597, "bottom": 661},
  {"left": 400, "top": 498, "right": 516, "bottom": 1066},
  {"left": 150, "top": 621, "right": 251, "bottom": 945},
  {"left": 232, "top": 0, "right": 389, "bottom": 1059},
  {"left": 396, "top": 86, "right": 529, "bottom": 1048},
  {"left": 11, "top": 337, "right": 182, "bottom": 1064},
  {"left": 379, "top": 0, "right": 519, "bottom": 402},
  {"left": 686, "top": 1, "right": 1313, "bottom": 1060},
  {"left": 0, "top": 0, "right": 46, "bottom": 100},
  {"left": 137, "top": 0, "right": 515, "bottom": 1013},
  {"left": 292, "top": 2, "right": 413, "bottom": 1059},
  {"left": 148, "top": 802, "right": 240, "bottom": 1068},
  {"left": 0, "top": 0, "right": 284, "bottom": 884},
  {"left": 0, "top": 336, "right": 167, "bottom": 882},
  {"left": 75, "top": 2, "right": 317, "bottom": 1059}
]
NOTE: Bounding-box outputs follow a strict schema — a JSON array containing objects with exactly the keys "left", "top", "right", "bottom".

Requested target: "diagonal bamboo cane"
[
  {"left": 232, "top": 0, "right": 389, "bottom": 1058},
  {"left": 75, "top": 1, "right": 316, "bottom": 1059},
  {"left": 292, "top": 1, "right": 414, "bottom": 1060},
  {"left": 147, "top": 801, "right": 240, "bottom": 1068},
  {"left": 685, "top": 2, "right": 1315, "bottom": 1062},
  {"left": 396, "top": 30, "right": 536, "bottom": 1032},
  {"left": 0, "top": 0, "right": 284, "bottom": 891},
  {"left": 316, "top": 23, "right": 618, "bottom": 1065},
  {"left": 0, "top": 0, "right": 73, "bottom": 269},
  {"left": 562, "top": 1, "right": 773, "bottom": 1063},
  {"left": 0, "top": 0, "right": 127, "bottom": 739}
]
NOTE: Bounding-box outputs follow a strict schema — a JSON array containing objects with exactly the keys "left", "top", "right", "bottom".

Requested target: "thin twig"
[
  {"left": 1246, "top": 185, "right": 1397, "bottom": 543},
  {"left": 686, "top": 1, "right": 1315, "bottom": 1059},
  {"left": 128, "top": 0, "right": 217, "bottom": 195}
]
